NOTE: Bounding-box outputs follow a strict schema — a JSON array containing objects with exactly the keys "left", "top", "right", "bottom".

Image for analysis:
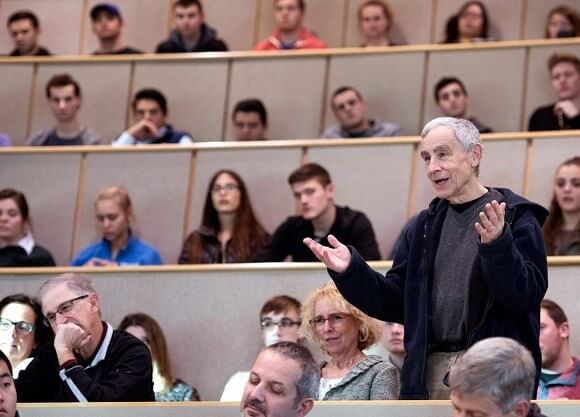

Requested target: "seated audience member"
[
  {"left": 113, "top": 88, "right": 193, "bottom": 146},
  {"left": 156, "top": 0, "right": 228, "bottom": 53},
  {"left": 90, "top": 3, "right": 142, "bottom": 55},
  {"left": 6, "top": 11, "right": 51, "bottom": 56},
  {"left": 0, "top": 188, "right": 55, "bottom": 267},
  {"left": 71, "top": 185, "right": 162, "bottom": 266},
  {"left": 449, "top": 337, "right": 546, "bottom": 417},
  {"left": 434, "top": 77, "right": 493, "bottom": 133},
  {"left": 543, "top": 156, "right": 580, "bottom": 256},
  {"left": 221, "top": 295, "right": 303, "bottom": 401},
  {"left": 443, "top": 1, "right": 492, "bottom": 43},
  {"left": 232, "top": 99, "right": 268, "bottom": 141},
  {"left": 301, "top": 281, "right": 399, "bottom": 400},
  {"left": 0, "top": 294, "right": 52, "bottom": 378},
  {"left": 538, "top": 299, "right": 580, "bottom": 399},
  {"left": 320, "top": 86, "right": 402, "bottom": 138},
  {"left": 0, "top": 349, "right": 18, "bottom": 417},
  {"left": 179, "top": 170, "right": 270, "bottom": 263},
  {"left": 529, "top": 53, "right": 580, "bottom": 131},
  {"left": 365, "top": 321, "right": 405, "bottom": 373},
  {"left": 255, "top": 163, "right": 381, "bottom": 261},
  {"left": 26, "top": 74, "right": 102, "bottom": 146},
  {"left": 16, "top": 273, "right": 154, "bottom": 402},
  {"left": 358, "top": 0, "right": 394, "bottom": 47},
  {"left": 119, "top": 313, "right": 200, "bottom": 401},
  {"left": 254, "top": 0, "right": 327, "bottom": 50},
  {"left": 241, "top": 341, "right": 319, "bottom": 417},
  {"left": 0, "top": 133, "right": 10, "bottom": 147},
  {"left": 545, "top": 5, "right": 580, "bottom": 38}
]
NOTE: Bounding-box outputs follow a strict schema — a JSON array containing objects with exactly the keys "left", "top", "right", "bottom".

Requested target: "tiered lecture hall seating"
[{"left": 1, "top": 0, "right": 580, "bottom": 414}]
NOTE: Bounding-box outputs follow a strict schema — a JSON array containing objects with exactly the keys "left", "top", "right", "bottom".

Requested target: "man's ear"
[
  {"left": 297, "top": 398, "right": 314, "bottom": 417},
  {"left": 471, "top": 143, "right": 483, "bottom": 168},
  {"left": 559, "top": 321, "right": 570, "bottom": 339},
  {"left": 325, "top": 183, "right": 336, "bottom": 199},
  {"left": 512, "top": 400, "right": 530, "bottom": 417}
]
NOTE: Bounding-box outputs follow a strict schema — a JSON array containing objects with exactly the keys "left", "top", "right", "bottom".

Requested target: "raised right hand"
[{"left": 303, "top": 234, "right": 351, "bottom": 273}]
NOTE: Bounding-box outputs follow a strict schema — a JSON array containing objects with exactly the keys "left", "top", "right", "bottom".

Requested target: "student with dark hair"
[
  {"left": 113, "top": 88, "right": 193, "bottom": 145},
  {"left": 543, "top": 156, "right": 580, "bottom": 256},
  {"left": 529, "top": 53, "right": 580, "bottom": 131},
  {"left": 26, "top": 74, "right": 102, "bottom": 146},
  {"left": 90, "top": 3, "right": 142, "bottom": 55},
  {"left": 434, "top": 76, "right": 493, "bottom": 133},
  {"left": 232, "top": 99, "right": 268, "bottom": 141},
  {"left": 0, "top": 188, "right": 55, "bottom": 267},
  {"left": 255, "top": 0, "right": 326, "bottom": 50},
  {"left": 119, "top": 313, "right": 200, "bottom": 401},
  {"left": 6, "top": 10, "right": 51, "bottom": 56},
  {"left": 321, "top": 86, "right": 401, "bottom": 138},
  {"left": 538, "top": 299, "right": 580, "bottom": 399},
  {"left": 255, "top": 163, "right": 381, "bottom": 261},
  {"left": 156, "top": 0, "right": 228, "bottom": 53},
  {"left": 0, "top": 294, "right": 52, "bottom": 378},
  {"left": 179, "top": 170, "right": 270, "bottom": 263},
  {"left": 545, "top": 5, "right": 580, "bottom": 39},
  {"left": 443, "top": 1, "right": 491, "bottom": 43}
]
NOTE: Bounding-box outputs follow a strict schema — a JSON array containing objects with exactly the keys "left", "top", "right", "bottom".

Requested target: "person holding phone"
[{"left": 71, "top": 186, "right": 162, "bottom": 266}]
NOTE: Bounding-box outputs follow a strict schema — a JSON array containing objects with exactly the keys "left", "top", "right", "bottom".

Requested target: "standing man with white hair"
[
  {"left": 304, "top": 117, "right": 548, "bottom": 400},
  {"left": 449, "top": 337, "right": 547, "bottom": 417}
]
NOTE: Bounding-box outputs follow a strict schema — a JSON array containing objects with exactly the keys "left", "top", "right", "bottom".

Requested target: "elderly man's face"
[
  {"left": 0, "top": 360, "right": 17, "bottom": 417},
  {"left": 241, "top": 349, "right": 311, "bottom": 417},
  {"left": 420, "top": 126, "right": 481, "bottom": 204},
  {"left": 41, "top": 282, "right": 99, "bottom": 334}
]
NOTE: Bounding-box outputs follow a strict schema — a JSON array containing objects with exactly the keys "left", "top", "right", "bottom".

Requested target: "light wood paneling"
[
  {"left": 132, "top": 60, "right": 229, "bottom": 142},
  {"left": 227, "top": 56, "right": 327, "bottom": 140},
  {"left": 0, "top": 63, "right": 34, "bottom": 145}
]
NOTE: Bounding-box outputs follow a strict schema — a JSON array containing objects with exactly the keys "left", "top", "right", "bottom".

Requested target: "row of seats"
[
  {"left": 1, "top": 39, "right": 578, "bottom": 145},
  {"left": 14, "top": 399, "right": 580, "bottom": 416},
  {"left": 2, "top": 262, "right": 578, "bottom": 400},
  {"left": 0, "top": 0, "right": 575, "bottom": 53},
  {"left": 1, "top": 132, "right": 578, "bottom": 266}
]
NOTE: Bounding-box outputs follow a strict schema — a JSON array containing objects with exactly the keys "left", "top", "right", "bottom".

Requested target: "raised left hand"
[{"left": 474, "top": 200, "right": 506, "bottom": 244}]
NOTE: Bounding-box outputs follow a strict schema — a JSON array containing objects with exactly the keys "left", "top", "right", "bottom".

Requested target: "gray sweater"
[{"left": 321, "top": 355, "right": 399, "bottom": 400}]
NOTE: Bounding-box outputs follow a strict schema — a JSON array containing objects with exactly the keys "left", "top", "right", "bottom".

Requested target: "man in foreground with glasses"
[
  {"left": 221, "top": 295, "right": 303, "bottom": 401},
  {"left": 241, "top": 341, "right": 319, "bottom": 417},
  {"left": 15, "top": 273, "right": 154, "bottom": 402}
]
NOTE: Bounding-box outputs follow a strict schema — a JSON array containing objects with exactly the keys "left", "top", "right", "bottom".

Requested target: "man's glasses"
[
  {"left": 309, "top": 313, "right": 351, "bottom": 329},
  {"left": 211, "top": 184, "right": 239, "bottom": 194},
  {"left": 43, "top": 294, "right": 89, "bottom": 327},
  {"left": 0, "top": 318, "right": 36, "bottom": 335},
  {"left": 260, "top": 318, "right": 301, "bottom": 330}
]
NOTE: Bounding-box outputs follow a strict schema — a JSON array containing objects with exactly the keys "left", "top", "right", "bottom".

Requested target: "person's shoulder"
[
  {"left": 81, "top": 127, "right": 104, "bottom": 145},
  {"left": 25, "top": 128, "right": 53, "bottom": 146},
  {"left": 320, "top": 124, "right": 343, "bottom": 139},
  {"left": 30, "top": 245, "right": 56, "bottom": 266},
  {"left": 337, "top": 205, "right": 371, "bottom": 221},
  {"left": 128, "top": 238, "right": 162, "bottom": 259},
  {"left": 156, "top": 38, "right": 181, "bottom": 53},
  {"left": 71, "top": 241, "right": 103, "bottom": 265},
  {"left": 374, "top": 120, "right": 402, "bottom": 136}
]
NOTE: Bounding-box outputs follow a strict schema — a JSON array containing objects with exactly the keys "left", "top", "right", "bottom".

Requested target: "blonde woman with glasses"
[{"left": 301, "top": 281, "right": 399, "bottom": 400}]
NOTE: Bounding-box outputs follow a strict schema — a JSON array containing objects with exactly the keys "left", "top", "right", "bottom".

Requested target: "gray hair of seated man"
[{"left": 449, "top": 337, "right": 536, "bottom": 414}]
